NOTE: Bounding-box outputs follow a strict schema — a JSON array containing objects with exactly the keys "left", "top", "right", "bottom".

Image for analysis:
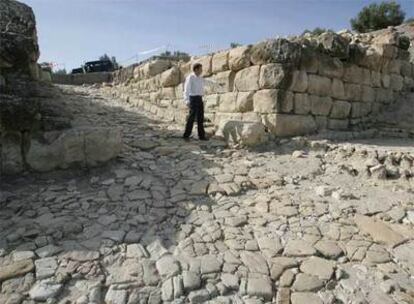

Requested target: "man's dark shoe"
[{"left": 199, "top": 137, "right": 209, "bottom": 141}]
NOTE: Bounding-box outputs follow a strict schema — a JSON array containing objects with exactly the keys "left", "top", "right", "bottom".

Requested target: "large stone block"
[
  {"left": 229, "top": 46, "right": 251, "bottom": 71},
  {"left": 204, "top": 94, "right": 219, "bottom": 111},
  {"left": 390, "top": 74, "right": 404, "bottom": 91},
  {"left": 253, "top": 89, "right": 293, "bottom": 113},
  {"left": 371, "top": 71, "right": 382, "bottom": 88},
  {"left": 143, "top": 60, "right": 171, "bottom": 78},
  {"left": 351, "top": 102, "right": 372, "bottom": 118},
  {"left": 317, "top": 31, "right": 350, "bottom": 59},
  {"left": 263, "top": 114, "right": 317, "bottom": 136},
  {"left": 328, "top": 118, "right": 349, "bottom": 130},
  {"left": 259, "top": 63, "right": 292, "bottom": 89},
  {"left": 294, "top": 93, "right": 311, "bottom": 115},
  {"left": 84, "top": 128, "right": 122, "bottom": 166},
  {"left": 234, "top": 65, "right": 260, "bottom": 91},
  {"left": 250, "top": 39, "right": 302, "bottom": 65},
  {"left": 205, "top": 70, "right": 235, "bottom": 94},
  {"left": 212, "top": 51, "right": 229, "bottom": 73},
  {"left": 26, "top": 130, "right": 85, "bottom": 172},
  {"left": 300, "top": 48, "right": 319, "bottom": 73},
  {"left": 289, "top": 70, "right": 308, "bottom": 93},
  {"left": 330, "top": 100, "right": 351, "bottom": 119},
  {"left": 216, "top": 120, "right": 267, "bottom": 146},
  {"left": 375, "top": 88, "right": 394, "bottom": 104},
  {"left": 318, "top": 56, "right": 344, "bottom": 79},
  {"left": 219, "top": 92, "right": 237, "bottom": 113},
  {"left": 310, "top": 95, "right": 333, "bottom": 116},
  {"left": 343, "top": 65, "right": 364, "bottom": 84},
  {"left": 344, "top": 83, "right": 362, "bottom": 101},
  {"left": 161, "top": 87, "right": 176, "bottom": 99},
  {"left": 331, "top": 78, "right": 345, "bottom": 99},
  {"left": 1, "top": 133, "right": 24, "bottom": 174},
  {"left": 361, "top": 85, "right": 375, "bottom": 103},
  {"left": 192, "top": 55, "right": 212, "bottom": 76},
  {"left": 308, "top": 75, "right": 332, "bottom": 96},
  {"left": 161, "top": 66, "right": 180, "bottom": 87},
  {"left": 241, "top": 112, "right": 261, "bottom": 122},
  {"left": 236, "top": 91, "right": 255, "bottom": 112}
]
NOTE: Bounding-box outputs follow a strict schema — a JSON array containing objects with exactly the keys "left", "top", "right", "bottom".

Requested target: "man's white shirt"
[{"left": 183, "top": 73, "right": 219, "bottom": 105}]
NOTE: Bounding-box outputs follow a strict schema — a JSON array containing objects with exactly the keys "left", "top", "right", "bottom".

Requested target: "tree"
[
  {"left": 350, "top": 1, "right": 405, "bottom": 33},
  {"left": 302, "top": 27, "right": 333, "bottom": 36},
  {"left": 230, "top": 42, "right": 242, "bottom": 48},
  {"left": 99, "top": 53, "right": 110, "bottom": 61},
  {"left": 405, "top": 17, "right": 414, "bottom": 23},
  {"left": 159, "top": 50, "right": 190, "bottom": 61}
]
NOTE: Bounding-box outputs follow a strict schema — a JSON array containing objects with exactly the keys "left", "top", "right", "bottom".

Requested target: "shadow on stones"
[{"left": 0, "top": 84, "right": 225, "bottom": 302}]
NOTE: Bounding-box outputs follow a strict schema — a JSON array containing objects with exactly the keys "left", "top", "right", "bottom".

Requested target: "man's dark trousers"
[{"left": 183, "top": 95, "right": 205, "bottom": 139}]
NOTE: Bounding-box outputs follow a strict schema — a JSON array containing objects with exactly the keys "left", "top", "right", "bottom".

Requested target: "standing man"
[{"left": 183, "top": 63, "right": 220, "bottom": 141}]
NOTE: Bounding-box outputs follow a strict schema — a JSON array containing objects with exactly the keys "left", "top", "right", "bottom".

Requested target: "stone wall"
[
  {"left": 104, "top": 28, "right": 414, "bottom": 144},
  {"left": 0, "top": 0, "right": 121, "bottom": 175},
  {"left": 52, "top": 71, "right": 113, "bottom": 85}
]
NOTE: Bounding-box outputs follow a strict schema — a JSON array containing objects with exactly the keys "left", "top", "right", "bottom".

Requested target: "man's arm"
[{"left": 183, "top": 75, "right": 192, "bottom": 105}]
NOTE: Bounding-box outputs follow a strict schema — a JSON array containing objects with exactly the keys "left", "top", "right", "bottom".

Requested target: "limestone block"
[
  {"left": 192, "top": 55, "right": 212, "bottom": 76},
  {"left": 241, "top": 112, "right": 261, "bottom": 122},
  {"left": 250, "top": 38, "right": 301, "bottom": 65},
  {"left": 390, "top": 74, "right": 404, "bottom": 91},
  {"left": 315, "top": 116, "right": 328, "bottom": 130},
  {"left": 383, "top": 60, "right": 401, "bottom": 74},
  {"left": 143, "top": 60, "right": 171, "bottom": 78},
  {"left": 214, "top": 112, "right": 243, "bottom": 126},
  {"left": 236, "top": 91, "right": 255, "bottom": 112},
  {"left": 85, "top": 128, "right": 122, "bottom": 166},
  {"left": 343, "top": 65, "right": 364, "bottom": 84},
  {"left": 371, "top": 71, "right": 382, "bottom": 87},
  {"left": 26, "top": 130, "right": 85, "bottom": 172},
  {"left": 382, "top": 74, "right": 391, "bottom": 88},
  {"left": 212, "top": 51, "right": 229, "bottom": 73},
  {"left": 1, "top": 133, "right": 24, "bottom": 174},
  {"left": 289, "top": 70, "right": 308, "bottom": 93},
  {"left": 300, "top": 48, "right": 319, "bottom": 73},
  {"left": 401, "top": 62, "right": 412, "bottom": 78},
  {"left": 219, "top": 92, "right": 237, "bottom": 113},
  {"left": 161, "top": 66, "right": 180, "bottom": 87},
  {"left": 263, "top": 114, "right": 317, "bottom": 137},
  {"left": 175, "top": 83, "right": 184, "bottom": 99},
  {"left": 307, "top": 75, "right": 331, "bottom": 96},
  {"left": 317, "top": 31, "right": 350, "bottom": 59},
  {"left": 328, "top": 119, "right": 349, "bottom": 130},
  {"left": 375, "top": 88, "right": 394, "bottom": 104},
  {"left": 310, "top": 95, "right": 333, "bottom": 116},
  {"left": 331, "top": 78, "right": 345, "bottom": 99},
  {"left": 330, "top": 100, "right": 351, "bottom": 119},
  {"left": 229, "top": 46, "right": 251, "bottom": 71},
  {"left": 161, "top": 87, "right": 176, "bottom": 100},
  {"left": 234, "top": 65, "right": 260, "bottom": 91},
  {"left": 361, "top": 86, "right": 375, "bottom": 103},
  {"left": 205, "top": 70, "right": 235, "bottom": 94},
  {"left": 404, "top": 76, "right": 414, "bottom": 91},
  {"left": 259, "top": 63, "right": 292, "bottom": 89},
  {"left": 318, "top": 56, "right": 344, "bottom": 79},
  {"left": 351, "top": 102, "right": 372, "bottom": 118},
  {"left": 344, "top": 83, "right": 362, "bottom": 101},
  {"left": 253, "top": 89, "right": 293, "bottom": 113},
  {"left": 204, "top": 94, "right": 219, "bottom": 111},
  {"left": 179, "top": 62, "right": 192, "bottom": 82},
  {"left": 294, "top": 93, "right": 311, "bottom": 115},
  {"left": 216, "top": 120, "right": 267, "bottom": 146}
]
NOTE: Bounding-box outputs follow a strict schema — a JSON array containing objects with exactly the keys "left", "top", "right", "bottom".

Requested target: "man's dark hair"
[{"left": 193, "top": 63, "right": 202, "bottom": 72}]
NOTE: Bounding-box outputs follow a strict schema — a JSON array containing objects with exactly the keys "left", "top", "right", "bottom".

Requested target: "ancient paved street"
[{"left": 1, "top": 85, "right": 413, "bottom": 304}]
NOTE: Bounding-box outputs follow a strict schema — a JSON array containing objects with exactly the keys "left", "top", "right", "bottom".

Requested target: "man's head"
[{"left": 193, "top": 63, "right": 203, "bottom": 76}]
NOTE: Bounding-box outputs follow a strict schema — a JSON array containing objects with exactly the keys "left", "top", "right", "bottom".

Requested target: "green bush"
[{"left": 350, "top": 1, "right": 405, "bottom": 33}]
